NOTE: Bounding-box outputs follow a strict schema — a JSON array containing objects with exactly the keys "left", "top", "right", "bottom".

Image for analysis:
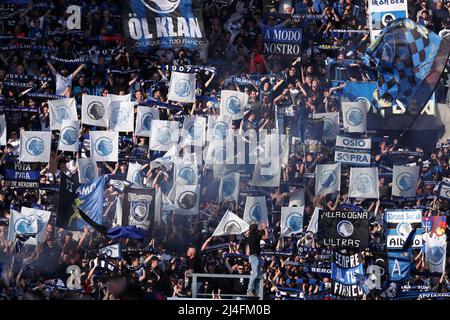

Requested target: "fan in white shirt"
[{"left": 47, "top": 61, "right": 85, "bottom": 96}]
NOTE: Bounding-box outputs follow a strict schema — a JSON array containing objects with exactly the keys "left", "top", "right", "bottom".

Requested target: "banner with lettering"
[
  {"left": 334, "top": 136, "right": 371, "bottom": 165},
  {"left": 385, "top": 209, "right": 423, "bottom": 249},
  {"left": 120, "top": 0, "right": 206, "bottom": 50},
  {"left": 122, "top": 188, "right": 155, "bottom": 233},
  {"left": 368, "top": 0, "right": 408, "bottom": 40},
  {"left": 263, "top": 26, "right": 302, "bottom": 57},
  {"left": 387, "top": 250, "right": 412, "bottom": 282},
  {"left": 331, "top": 251, "right": 364, "bottom": 298},
  {"left": 2, "top": 161, "right": 40, "bottom": 189},
  {"left": 318, "top": 211, "right": 369, "bottom": 249}
]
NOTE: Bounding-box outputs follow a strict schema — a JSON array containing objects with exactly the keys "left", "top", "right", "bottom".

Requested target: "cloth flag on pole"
[
  {"left": 364, "top": 18, "right": 450, "bottom": 113},
  {"left": 220, "top": 90, "right": 248, "bottom": 120},
  {"left": 315, "top": 162, "right": 341, "bottom": 196},
  {"left": 437, "top": 181, "right": 450, "bottom": 200},
  {"left": 21, "top": 207, "right": 51, "bottom": 245},
  {"left": 122, "top": 188, "right": 155, "bottom": 233},
  {"left": 135, "top": 106, "right": 159, "bottom": 137},
  {"left": 110, "top": 101, "right": 135, "bottom": 132},
  {"left": 77, "top": 157, "right": 98, "bottom": 184},
  {"left": 280, "top": 206, "right": 304, "bottom": 237},
  {"left": 126, "top": 163, "right": 144, "bottom": 187},
  {"left": 174, "top": 158, "right": 198, "bottom": 186},
  {"left": 251, "top": 159, "right": 281, "bottom": 188},
  {"left": 109, "top": 93, "right": 131, "bottom": 102},
  {"left": 150, "top": 120, "right": 180, "bottom": 151},
  {"left": 387, "top": 250, "right": 412, "bottom": 282},
  {"left": 207, "top": 115, "right": 232, "bottom": 142},
  {"left": 423, "top": 233, "right": 447, "bottom": 273},
  {"left": 48, "top": 97, "right": 77, "bottom": 131},
  {"left": 19, "top": 131, "right": 51, "bottom": 163},
  {"left": 150, "top": 144, "right": 178, "bottom": 170},
  {"left": 174, "top": 184, "right": 200, "bottom": 215},
  {"left": 89, "top": 131, "right": 118, "bottom": 162},
  {"left": 243, "top": 196, "right": 268, "bottom": 225},
  {"left": 349, "top": 167, "right": 379, "bottom": 199},
  {"left": 7, "top": 209, "right": 37, "bottom": 242},
  {"left": 167, "top": 71, "right": 196, "bottom": 103},
  {"left": 81, "top": 94, "right": 111, "bottom": 127},
  {"left": 181, "top": 116, "right": 206, "bottom": 147},
  {"left": 0, "top": 115, "right": 6, "bottom": 146},
  {"left": 98, "top": 243, "right": 122, "bottom": 259},
  {"left": 342, "top": 101, "right": 368, "bottom": 133},
  {"left": 76, "top": 176, "right": 105, "bottom": 229},
  {"left": 212, "top": 210, "right": 250, "bottom": 237},
  {"left": 306, "top": 207, "right": 321, "bottom": 234},
  {"left": 312, "top": 112, "right": 339, "bottom": 140},
  {"left": 392, "top": 165, "right": 420, "bottom": 198},
  {"left": 58, "top": 120, "right": 79, "bottom": 152},
  {"left": 219, "top": 172, "right": 240, "bottom": 202},
  {"left": 289, "top": 188, "right": 305, "bottom": 207}
]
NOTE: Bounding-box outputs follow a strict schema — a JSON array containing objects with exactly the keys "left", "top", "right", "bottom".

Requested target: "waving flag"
[
  {"left": 289, "top": 188, "right": 305, "bottom": 207},
  {"left": 251, "top": 158, "right": 281, "bottom": 188},
  {"left": 81, "top": 95, "right": 111, "bottom": 127},
  {"left": 349, "top": 167, "right": 379, "bottom": 199},
  {"left": 89, "top": 131, "right": 118, "bottom": 162},
  {"left": 150, "top": 120, "right": 180, "bottom": 151},
  {"left": 174, "top": 158, "right": 198, "bottom": 186},
  {"left": 243, "top": 196, "right": 268, "bottom": 225},
  {"left": 76, "top": 176, "right": 105, "bottom": 228},
  {"left": 219, "top": 172, "right": 240, "bottom": 202},
  {"left": 207, "top": 115, "right": 232, "bottom": 142},
  {"left": 423, "top": 233, "right": 447, "bottom": 273},
  {"left": 110, "top": 101, "right": 135, "bottom": 132},
  {"left": 280, "top": 206, "right": 304, "bottom": 237},
  {"left": 364, "top": 18, "right": 450, "bottom": 114},
  {"left": 342, "top": 101, "right": 367, "bottom": 133},
  {"left": 150, "top": 144, "right": 178, "bottom": 170},
  {"left": 392, "top": 165, "right": 419, "bottom": 198},
  {"left": 181, "top": 116, "right": 206, "bottom": 147},
  {"left": 127, "top": 162, "right": 144, "bottom": 187},
  {"left": 175, "top": 184, "right": 200, "bottom": 215},
  {"left": 168, "top": 71, "right": 196, "bottom": 103},
  {"left": 98, "top": 243, "right": 122, "bottom": 259},
  {"left": 7, "top": 209, "right": 37, "bottom": 242},
  {"left": 212, "top": 210, "right": 249, "bottom": 237},
  {"left": 19, "top": 131, "right": 51, "bottom": 163},
  {"left": 48, "top": 98, "right": 78, "bottom": 131},
  {"left": 21, "top": 207, "right": 51, "bottom": 245},
  {"left": 315, "top": 163, "right": 341, "bottom": 196},
  {"left": 387, "top": 250, "right": 412, "bottom": 282},
  {"left": 220, "top": 90, "right": 248, "bottom": 120},
  {"left": 0, "top": 115, "right": 6, "bottom": 146},
  {"left": 135, "top": 106, "right": 159, "bottom": 137},
  {"left": 58, "top": 120, "right": 79, "bottom": 152},
  {"left": 438, "top": 181, "right": 450, "bottom": 200},
  {"left": 77, "top": 157, "right": 98, "bottom": 184},
  {"left": 312, "top": 112, "right": 339, "bottom": 140}
]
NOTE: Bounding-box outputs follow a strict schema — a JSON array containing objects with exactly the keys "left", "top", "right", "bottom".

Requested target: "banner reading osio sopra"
[{"left": 121, "top": 0, "right": 207, "bottom": 50}]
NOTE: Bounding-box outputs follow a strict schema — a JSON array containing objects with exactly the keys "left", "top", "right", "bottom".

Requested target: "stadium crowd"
[{"left": 1, "top": 0, "right": 450, "bottom": 300}]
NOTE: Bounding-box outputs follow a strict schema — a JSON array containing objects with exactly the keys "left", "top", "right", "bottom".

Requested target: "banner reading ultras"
[{"left": 121, "top": 0, "right": 206, "bottom": 50}]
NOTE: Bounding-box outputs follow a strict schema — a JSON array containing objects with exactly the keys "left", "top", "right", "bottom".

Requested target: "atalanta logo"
[
  {"left": 186, "top": 122, "right": 202, "bottom": 140},
  {"left": 61, "top": 126, "right": 78, "bottom": 145},
  {"left": 174, "top": 79, "right": 192, "bottom": 97},
  {"left": 225, "top": 96, "right": 241, "bottom": 115},
  {"left": 26, "top": 137, "right": 45, "bottom": 156},
  {"left": 287, "top": 213, "right": 302, "bottom": 232},
  {"left": 223, "top": 220, "right": 242, "bottom": 234},
  {"left": 131, "top": 202, "right": 148, "bottom": 222},
  {"left": 55, "top": 105, "right": 70, "bottom": 123},
  {"left": 319, "top": 170, "right": 337, "bottom": 189},
  {"left": 428, "top": 245, "right": 445, "bottom": 265},
  {"left": 355, "top": 173, "right": 374, "bottom": 194},
  {"left": 87, "top": 101, "right": 105, "bottom": 120},
  {"left": 396, "top": 222, "right": 412, "bottom": 237},
  {"left": 95, "top": 137, "right": 113, "bottom": 156},
  {"left": 178, "top": 191, "right": 197, "bottom": 210},
  {"left": 396, "top": 172, "right": 415, "bottom": 191},
  {"left": 157, "top": 126, "right": 172, "bottom": 145},
  {"left": 111, "top": 105, "right": 129, "bottom": 127},
  {"left": 178, "top": 167, "right": 196, "bottom": 184},
  {"left": 140, "top": 0, "right": 181, "bottom": 14},
  {"left": 142, "top": 112, "right": 154, "bottom": 131},
  {"left": 337, "top": 220, "right": 354, "bottom": 237},
  {"left": 14, "top": 217, "right": 34, "bottom": 235},
  {"left": 83, "top": 163, "right": 96, "bottom": 182},
  {"left": 345, "top": 107, "right": 363, "bottom": 126},
  {"left": 323, "top": 118, "right": 334, "bottom": 136},
  {"left": 222, "top": 178, "right": 235, "bottom": 197},
  {"left": 249, "top": 203, "right": 262, "bottom": 222},
  {"left": 212, "top": 121, "right": 228, "bottom": 140}
]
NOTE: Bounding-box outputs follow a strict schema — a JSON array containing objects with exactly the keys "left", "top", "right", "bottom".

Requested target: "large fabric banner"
[
  {"left": 120, "top": 0, "right": 206, "bottom": 50},
  {"left": 122, "top": 188, "right": 155, "bottom": 233},
  {"left": 315, "top": 162, "right": 341, "bottom": 196},
  {"left": 331, "top": 251, "right": 364, "bottom": 298},
  {"left": 318, "top": 211, "right": 369, "bottom": 249},
  {"left": 135, "top": 106, "right": 160, "bottom": 137},
  {"left": 167, "top": 71, "right": 196, "bottom": 103},
  {"left": 150, "top": 120, "right": 180, "bottom": 151},
  {"left": 385, "top": 209, "right": 423, "bottom": 249},
  {"left": 349, "top": 167, "right": 379, "bottom": 199},
  {"left": 367, "top": 0, "right": 408, "bottom": 40},
  {"left": 335, "top": 136, "right": 371, "bottom": 166},
  {"left": 341, "top": 101, "right": 368, "bottom": 133},
  {"left": 280, "top": 206, "right": 304, "bottom": 237},
  {"left": 392, "top": 165, "right": 420, "bottom": 198},
  {"left": 7, "top": 209, "right": 37, "bottom": 242},
  {"left": 81, "top": 95, "right": 111, "bottom": 127},
  {"left": 19, "top": 131, "right": 51, "bottom": 163},
  {"left": 243, "top": 196, "right": 268, "bottom": 225},
  {"left": 263, "top": 26, "right": 302, "bottom": 56},
  {"left": 58, "top": 120, "right": 79, "bottom": 152},
  {"left": 110, "top": 101, "right": 135, "bottom": 132},
  {"left": 212, "top": 210, "right": 249, "bottom": 237},
  {"left": 2, "top": 161, "right": 40, "bottom": 189},
  {"left": 220, "top": 90, "right": 248, "bottom": 120},
  {"left": 89, "top": 131, "right": 118, "bottom": 162},
  {"left": 48, "top": 98, "right": 78, "bottom": 131},
  {"left": 174, "top": 184, "right": 200, "bottom": 215},
  {"left": 77, "top": 157, "right": 98, "bottom": 184}
]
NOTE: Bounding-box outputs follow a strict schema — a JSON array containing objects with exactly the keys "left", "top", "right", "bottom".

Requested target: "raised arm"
[
  {"left": 71, "top": 63, "right": 86, "bottom": 78},
  {"left": 47, "top": 61, "right": 57, "bottom": 76}
]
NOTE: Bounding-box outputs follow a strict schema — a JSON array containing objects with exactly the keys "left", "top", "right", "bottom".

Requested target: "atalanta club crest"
[
  {"left": 95, "top": 137, "right": 113, "bottom": 156},
  {"left": 26, "top": 137, "right": 45, "bottom": 156},
  {"left": 140, "top": 0, "right": 181, "bottom": 14},
  {"left": 61, "top": 126, "right": 78, "bottom": 145},
  {"left": 87, "top": 101, "right": 105, "bottom": 120},
  {"left": 225, "top": 96, "right": 241, "bottom": 114},
  {"left": 346, "top": 107, "right": 363, "bottom": 126},
  {"left": 174, "top": 79, "right": 192, "bottom": 97},
  {"left": 223, "top": 220, "right": 241, "bottom": 234}
]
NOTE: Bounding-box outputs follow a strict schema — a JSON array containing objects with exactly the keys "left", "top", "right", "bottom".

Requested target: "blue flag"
[
  {"left": 77, "top": 176, "right": 105, "bottom": 227},
  {"left": 387, "top": 250, "right": 411, "bottom": 282}
]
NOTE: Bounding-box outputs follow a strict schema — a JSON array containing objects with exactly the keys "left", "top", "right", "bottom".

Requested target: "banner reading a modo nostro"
[{"left": 121, "top": 0, "right": 207, "bottom": 50}]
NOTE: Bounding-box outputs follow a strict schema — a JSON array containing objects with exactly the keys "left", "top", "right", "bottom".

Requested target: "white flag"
[
  {"left": 281, "top": 206, "right": 304, "bottom": 237},
  {"left": 207, "top": 115, "right": 232, "bottom": 141},
  {"left": 110, "top": 101, "right": 135, "bottom": 132},
  {"left": 438, "top": 182, "right": 450, "bottom": 200},
  {"left": 205, "top": 139, "right": 228, "bottom": 165},
  {"left": 48, "top": 98, "right": 77, "bottom": 131},
  {"left": 108, "top": 93, "right": 131, "bottom": 102},
  {"left": 19, "top": 131, "right": 51, "bottom": 163},
  {"left": 98, "top": 243, "right": 121, "bottom": 258},
  {"left": 315, "top": 162, "right": 341, "bottom": 195},
  {"left": 181, "top": 116, "right": 206, "bottom": 147},
  {"left": 392, "top": 165, "right": 419, "bottom": 198},
  {"left": 135, "top": 106, "right": 159, "bottom": 137},
  {"left": 342, "top": 101, "right": 368, "bottom": 133},
  {"left": 81, "top": 94, "right": 111, "bottom": 127},
  {"left": 150, "top": 144, "right": 178, "bottom": 170},
  {"left": 167, "top": 71, "right": 196, "bottom": 103},
  {"left": 89, "top": 131, "right": 118, "bottom": 162},
  {"left": 58, "top": 120, "right": 79, "bottom": 152},
  {"left": 7, "top": 209, "right": 37, "bottom": 242},
  {"left": 349, "top": 167, "right": 379, "bottom": 199},
  {"left": 424, "top": 233, "right": 446, "bottom": 273},
  {"left": 77, "top": 157, "right": 98, "bottom": 183},
  {"left": 212, "top": 210, "right": 250, "bottom": 237},
  {"left": 126, "top": 162, "right": 143, "bottom": 187},
  {"left": 174, "top": 158, "right": 198, "bottom": 186},
  {"left": 219, "top": 172, "right": 240, "bottom": 202},
  {"left": 289, "top": 188, "right": 305, "bottom": 207},
  {"left": 312, "top": 112, "right": 340, "bottom": 139},
  {"left": 174, "top": 184, "right": 200, "bottom": 215},
  {"left": 251, "top": 160, "right": 281, "bottom": 188},
  {"left": 243, "top": 196, "right": 268, "bottom": 225},
  {"left": 150, "top": 120, "right": 180, "bottom": 151},
  {"left": 220, "top": 90, "right": 248, "bottom": 120},
  {"left": 306, "top": 207, "right": 321, "bottom": 234},
  {"left": 21, "top": 206, "right": 51, "bottom": 245},
  {"left": 0, "top": 115, "right": 6, "bottom": 145}
]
